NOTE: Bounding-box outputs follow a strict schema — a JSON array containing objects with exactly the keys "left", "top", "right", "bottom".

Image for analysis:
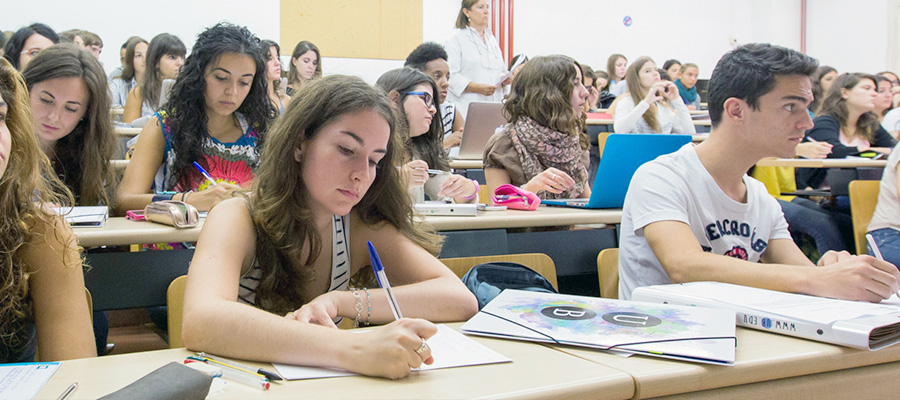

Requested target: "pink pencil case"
[{"left": 491, "top": 184, "right": 541, "bottom": 211}]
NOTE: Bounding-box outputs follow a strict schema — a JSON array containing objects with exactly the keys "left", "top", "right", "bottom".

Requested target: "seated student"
[
  {"left": 874, "top": 74, "right": 894, "bottom": 121},
  {"left": 675, "top": 63, "right": 701, "bottom": 110},
  {"left": 508, "top": 53, "right": 528, "bottom": 84},
  {"left": 108, "top": 37, "right": 147, "bottom": 109},
  {"left": 79, "top": 31, "right": 103, "bottom": 60},
  {"left": 594, "top": 70, "right": 616, "bottom": 109},
  {"left": 612, "top": 57, "right": 695, "bottom": 134},
  {"left": 607, "top": 53, "right": 628, "bottom": 96},
  {"left": 259, "top": 39, "right": 290, "bottom": 115},
  {"left": 181, "top": 74, "right": 477, "bottom": 378},
  {"left": 663, "top": 59, "right": 681, "bottom": 81},
  {"left": 376, "top": 68, "right": 478, "bottom": 204},
  {"left": 581, "top": 64, "right": 600, "bottom": 113},
  {"left": 868, "top": 142, "right": 900, "bottom": 267},
  {"left": 878, "top": 70, "right": 900, "bottom": 109},
  {"left": 107, "top": 37, "right": 132, "bottom": 80},
  {"left": 286, "top": 40, "right": 320, "bottom": 96},
  {"left": 123, "top": 33, "right": 186, "bottom": 125},
  {"left": 404, "top": 42, "right": 465, "bottom": 150},
  {"left": 619, "top": 43, "right": 900, "bottom": 302},
  {"left": 3, "top": 23, "right": 59, "bottom": 70},
  {"left": 0, "top": 58, "right": 95, "bottom": 362},
  {"left": 116, "top": 23, "right": 270, "bottom": 214},
  {"left": 796, "top": 73, "right": 897, "bottom": 190},
  {"left": 58, "top": 29, "right": 85, "bottom": 47},
  {"left": 483, "top": 55, "right": 591, "bottom": 200}
]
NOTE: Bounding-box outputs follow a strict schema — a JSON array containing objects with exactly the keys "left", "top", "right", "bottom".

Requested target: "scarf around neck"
[
  {"left": 675, "top": 79, "right": 697, "bottom": 104},
  {"left": 506, "top": 116, "right": 586, "bottom": 199}
]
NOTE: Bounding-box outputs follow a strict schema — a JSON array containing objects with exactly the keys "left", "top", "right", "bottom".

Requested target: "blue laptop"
[{"left": 542, "top": 134, "right": 692, "bottom": 209}]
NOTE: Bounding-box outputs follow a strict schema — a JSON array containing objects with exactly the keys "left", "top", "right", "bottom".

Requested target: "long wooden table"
[
  {"left": 114, "top": 126, "right": 142, "bottom": 136},
  {"left": 549, "top": 327, "right": 900, "bottom": 399},
  {"left": 75, "top": 207, "right": 623, "bottom": 247},
  {"left": 755, "top": 157, "right": 888, "bottom": 168},
  {"left": 36, "top": 324, "right": 635, "bottom": 400},
  {"left": 587, "top": 118, "right": 712, "bottom": 127}
]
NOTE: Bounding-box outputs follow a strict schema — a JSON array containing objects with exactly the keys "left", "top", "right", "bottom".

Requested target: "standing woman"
[
  {"left": 260, "top": 39, "right": 290, "bottom": 115},
  {"left": 108, "top": 37, "right": 147, "bottom": 109},
  {"left": 613, "top": 57, "right": 695, "bottom": 134},
  {"left": 0, "top": 58, "right": 95, "bottom": 362},
  {"left": 286, "top": 41, "right": 320, "bottom": 96},
  {"left": 3, "top": 23, "right": 59, "bottom": 71},
  {"left": 444, "top": 0, "right": 509, "bottom": 118},
  {"left": 798, "top": 73, "right": 897, "bottom": 189},
  {"left": 606, "top": 53, "right": 627, "bottom": 96},
  {"left": 23, "top": 44, "right": 117, "bottom": 208},
  {"left": 116, "top": 23, "right": 271, "bottom": 214},
  {"left": 123, "top": 33, "right": 186, "bottom": 125},
  {"left": 377, "top": 68, "right": 478, "bottom": 203},
  {"left": 483, "top": 55, "right": 591, "bottom": 200}
]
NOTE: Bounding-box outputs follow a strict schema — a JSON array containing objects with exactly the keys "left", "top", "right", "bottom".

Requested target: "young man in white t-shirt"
[{"left": 619, "top": 43, "right": 900, "bottom": 302}]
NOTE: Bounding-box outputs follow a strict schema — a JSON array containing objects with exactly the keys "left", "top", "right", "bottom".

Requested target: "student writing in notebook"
[
  {"left": 181, "top": 75, "right": 477, "bottom": 379},
  {"left": 483, "top": 55, "right": 591, "bottom": 200},
  {"left": 376, "top": 67, "right": 478, "bottom": 203},
  {"left": 117, "top": 23, "right": 271, "bottom": 214},
  {"left": 619, "top": 43, "right": 900, "bottom": 302},
  {"left": 0, "top": 59, "right": 95, "bottom": 362}
]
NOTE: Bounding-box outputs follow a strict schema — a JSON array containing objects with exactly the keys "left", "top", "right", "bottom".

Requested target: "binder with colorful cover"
[{"left": 461, "top": 289, "right": 736, "bottom": 365}]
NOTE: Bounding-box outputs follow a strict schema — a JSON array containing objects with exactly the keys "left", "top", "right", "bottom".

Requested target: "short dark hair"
[
  {"left": 405, "top": 42, "right": 448, "bottom": 71},
  {"left": 708, "top": 43, "right": 818, "bottom": 127},
  {"left": 3, "top": 23, "right": 59, "bottom": 70},
  {"left": 662, "top": 59, "right": 681, "bottom": 71}
]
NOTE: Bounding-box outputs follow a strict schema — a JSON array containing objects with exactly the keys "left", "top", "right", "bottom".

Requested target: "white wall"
[{"left": 806, "top": 0, "right": 890, "bottom": 73}]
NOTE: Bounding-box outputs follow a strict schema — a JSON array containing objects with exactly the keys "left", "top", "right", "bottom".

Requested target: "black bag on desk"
[
  {"left": 462, "top": 262, "right": 557, "bottom": 310},
  {"left": 99, "top": 362, "right": 212, "bottom": 400}
]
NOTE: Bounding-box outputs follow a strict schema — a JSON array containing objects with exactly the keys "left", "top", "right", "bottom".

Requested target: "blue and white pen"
[
  {"left": 866, "top": 233, "right": 900, "bottom": 297},
  {"left": 192, "top": 161, "right": 218, "bottom": 186},
  {"left": 368, "top": 241, "right": 403, "bottom": 320}
]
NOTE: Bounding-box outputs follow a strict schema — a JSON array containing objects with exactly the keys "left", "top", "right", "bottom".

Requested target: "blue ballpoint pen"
[
  {"left": 866, "top": 233, "right": 900, "bottom": 298},
  {"left": 192, "top": 161, "right": 218, "bottom": 186},
  {"left": 368, "top": 241, "right": 403, "bottom": 319}
]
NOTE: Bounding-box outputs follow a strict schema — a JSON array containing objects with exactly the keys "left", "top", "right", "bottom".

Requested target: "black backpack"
[{"left": 462, "top": 262, "right": 558, "bottom": 310}]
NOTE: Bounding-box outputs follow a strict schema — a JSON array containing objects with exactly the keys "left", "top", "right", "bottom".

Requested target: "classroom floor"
[{"left": 105, "top": 309, "right": 169, "bottom": 355}]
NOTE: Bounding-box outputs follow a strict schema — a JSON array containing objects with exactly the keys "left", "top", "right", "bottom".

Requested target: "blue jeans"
[
  {"left": 867, "top": 228, "right": 900, "bottom": 269},
  {"left": 778, "top": 198, "right": 847, "bottom": 255}
]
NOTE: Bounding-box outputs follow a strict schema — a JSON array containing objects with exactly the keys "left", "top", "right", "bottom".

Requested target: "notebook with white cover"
[
  {"left": 462, "top": 289, "right": 736, "bottom": 365},
  {"left": 54, "top": 206, "right": 109, "bottom": 227}
]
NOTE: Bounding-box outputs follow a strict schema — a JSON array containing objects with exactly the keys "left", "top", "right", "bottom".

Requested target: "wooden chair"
[
  {"left": 439, "top": 253, "right": 558, "bottom": 291},
  {"left": 166, "top": 275, "right": 187, "bottom": 348},
  {"left": 596, "top": 248, "right": 619, "bottom": 299},
  {"left": 849, "top": 180, "right": 881, "bottom": 255}
]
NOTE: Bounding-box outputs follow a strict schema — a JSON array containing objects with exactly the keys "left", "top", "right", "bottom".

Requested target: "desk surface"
[
  {"left": 587, "top": 118, "right": 711, "bottom": 127},
  {"left": 114, "top": 126, "right": 142, "bottom": 136},
  {"left": 37, "top": 324, "right": 634, "bottom": 400},
  {"left": 755, "top": 157, "right": 888, "bottom": 168},
  {"left": 550, "top": 327, "right": 900, "bottom": 398},
  {"left": 74, "top": 206, "right": 623, "bottom": 247},
  {"left": 449, "top": 159, "right": 483, "bottom": 169}
]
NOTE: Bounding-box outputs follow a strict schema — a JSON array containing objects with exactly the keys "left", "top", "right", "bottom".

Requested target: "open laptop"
[
  {"left": 542, "top": 134, "right": 692, "bottom": 209},
  {"left": 450, "top": 102, "right": 507, "bottom": 160}
]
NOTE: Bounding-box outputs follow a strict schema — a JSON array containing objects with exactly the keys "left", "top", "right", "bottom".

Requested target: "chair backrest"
[
  {"left": 596, "top": 248, "right": 619, "bottom": 299},
  {"left": 440, "top": 253, "right": 557, "bottom": 291},
  {"left": 849, "top": 180, "right": 881, "bottom": 255},
  {"left": 167, "top": 275, "right": 188, "bottom": 348}
]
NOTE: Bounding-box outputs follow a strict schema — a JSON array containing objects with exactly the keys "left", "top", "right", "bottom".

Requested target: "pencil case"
[
  {"left": 491, "top": 184, "right": 540, "bottom": 211},
  {"left": 144, "top": 200, "right": 200, "bottom": 228},
  {"left": 99, "top": 362, "right": 212, "bottom": 400}
]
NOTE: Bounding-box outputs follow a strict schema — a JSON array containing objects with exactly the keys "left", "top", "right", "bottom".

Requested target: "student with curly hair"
[
  {"left": 117, "top": 23, "right": 271, "bottom": 214},
  {"left": 0, "top": 58, "right": 95, "bottom": 362},
  {"left": 182, "top": 74, "right": 477, "bottom": 379}
]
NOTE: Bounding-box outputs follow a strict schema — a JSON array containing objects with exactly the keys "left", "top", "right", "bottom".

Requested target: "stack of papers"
[
  {"left": 54, "top": 206, "right": 109, "bottom": 227},
  {"left": 0, "top": 362, "right": 60, "bottom": 400}
]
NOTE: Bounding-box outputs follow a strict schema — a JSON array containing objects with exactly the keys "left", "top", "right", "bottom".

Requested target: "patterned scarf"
[{"left": 507, "top": 116, "right": 587, "bottom": 199}]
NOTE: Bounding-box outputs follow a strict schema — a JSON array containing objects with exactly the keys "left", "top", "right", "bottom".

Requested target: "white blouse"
[
  {"left": 444, "top": 26, "right": 507, "bottom": 118},
  {"left": 613, "top": 95, "right": 696, "bottom": 134}
]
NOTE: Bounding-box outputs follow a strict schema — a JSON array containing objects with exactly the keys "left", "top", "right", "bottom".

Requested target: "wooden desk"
[
  {"left": 109, "top": 107, "right": 124, "bottom": 116},
  {"left": 36, "top": 325, "right": 635, "bottom": 400},
  {"left": 755, "top": 158, "right": 888, "bottom": 168},
  {"left": 111, "top": 159, "right": 128, "bottom": 171},
  {"left": 449, "top": 159, "right": 483, "bottom": 169},
  {"left": 549, "top": 327, "right": 900, "bottom": 399},
  {"left": 75, "top": 207, "right": 623, "bottom": 247},
  {"left": 587, "top": 118, "right": 711, "bottom": 127},
  {"left": 691, "top": 134, "right": 708, "bottom": 143},
  {"left": 115, "top": 126, "right": 142, "bottom": 136}
]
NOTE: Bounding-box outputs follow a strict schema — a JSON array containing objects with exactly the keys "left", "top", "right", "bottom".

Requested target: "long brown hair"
[
  {"left": 625, "top": 56, "right": 664, "bottom": 133},
  {"left": 606, "top": 53, "right": 626, "bottom": 82},
  {"left": 287, "top": 41, "right": 321, "bottom": 87},
  {"left": 503, "top": 55, "right": 584, "bottom": 137},
  {"left": 816, "top": 73, "right": 881, "bottom": 142},
  {"left": 0, "top": 58, "right": 77, "bottom": 358},
  {"left": 250, "top": 75, "right": 442, "bottom": 315},
  {"left": 23, "top": 44, "right": 117, "bottom": 207}
]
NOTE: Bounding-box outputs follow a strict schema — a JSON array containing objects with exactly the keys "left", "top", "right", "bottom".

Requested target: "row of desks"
[{"left": 36, "top": 323, "right": 900, "bottom": 399}]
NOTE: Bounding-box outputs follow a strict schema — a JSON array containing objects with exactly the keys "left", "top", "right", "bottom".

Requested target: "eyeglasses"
[
  {"left": 404, "top": 91, "right": 434, "bottom": 108},
  {"left": 20, "top": 48, "right": 43, "bottom": 57}
]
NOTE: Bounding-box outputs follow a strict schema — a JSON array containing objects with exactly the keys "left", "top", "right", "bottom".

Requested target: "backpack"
[{"left": 462, "top": 262, "right": 558, "bottom": 310}]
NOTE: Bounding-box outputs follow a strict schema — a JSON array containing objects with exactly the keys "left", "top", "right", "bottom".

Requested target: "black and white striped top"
[
  {"left": 441, "top": 101, "right": 457, "bottom": 137},
  {"left": 237, "top": 214, "right": 351, "bottom": 306}
]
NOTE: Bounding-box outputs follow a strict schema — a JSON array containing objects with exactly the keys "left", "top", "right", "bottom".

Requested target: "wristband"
[
  {"left": 151, "top": 192, "right": 175, "bottom": 202},
  {"left": 462, "top": 179, "right": 480, "bottom": 200}
]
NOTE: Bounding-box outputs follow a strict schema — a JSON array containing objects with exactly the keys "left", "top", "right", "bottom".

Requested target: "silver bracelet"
[
  {"left": 351, "top": 288, "right": 363, "bottom": 328},
  {"left": 362, "top": 288, "right": 372, "bottom": 326}
]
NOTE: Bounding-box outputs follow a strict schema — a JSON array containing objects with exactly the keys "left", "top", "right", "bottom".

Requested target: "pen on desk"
[
  {"left": 368, "top": 241, "right": 403, "bottom": 320},
  {"left": 197, "top": 352, "right": 282, "bottom": 381},
  {"left": 186, "top": 357, "right": 270, "bottom": 390},
  {"left": 56, "top": 382, "right": 77, "bottom": 400},
  {"left": 192, "top": 161, "right": 218, "bottom": 186}
]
